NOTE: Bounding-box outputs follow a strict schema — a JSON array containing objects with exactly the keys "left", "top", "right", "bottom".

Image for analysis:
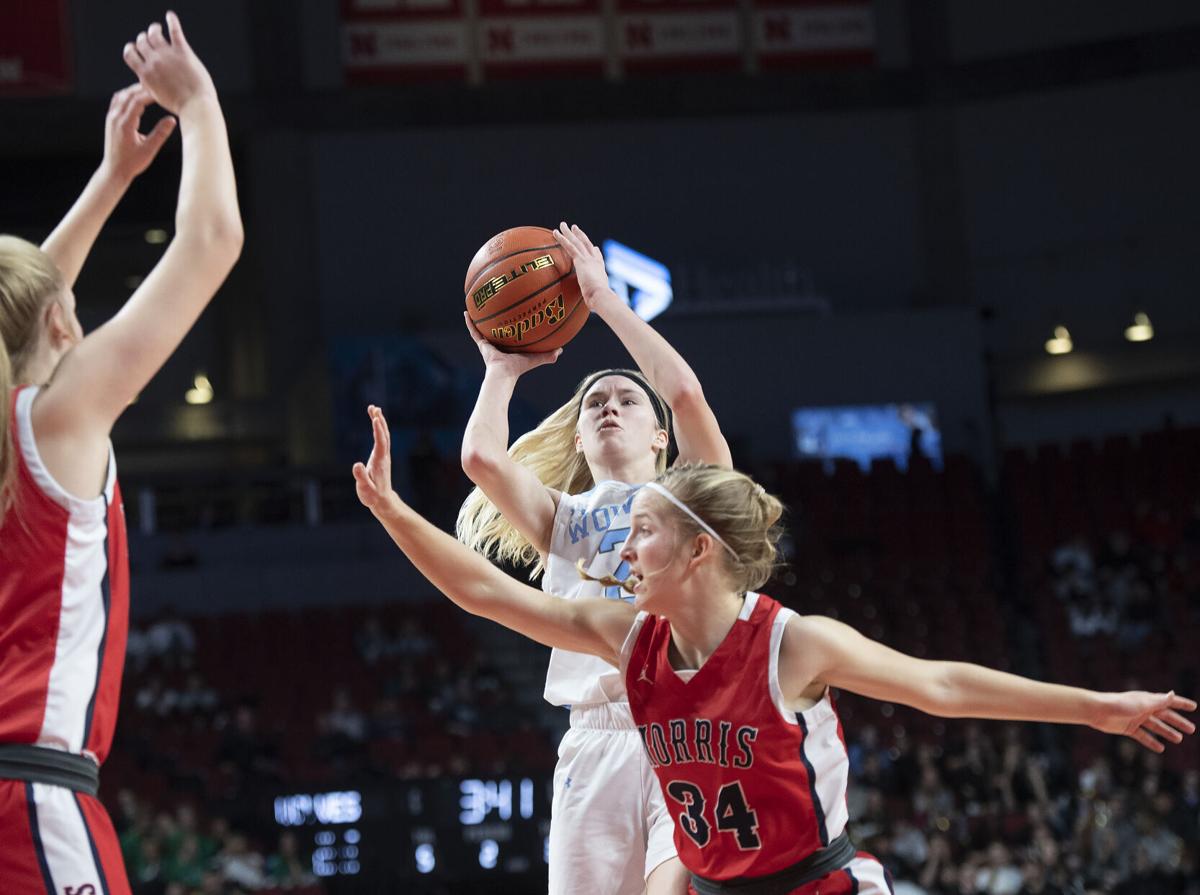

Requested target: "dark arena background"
[{"left": 3, "top": 1, "right": 1200, "bottom": 893}]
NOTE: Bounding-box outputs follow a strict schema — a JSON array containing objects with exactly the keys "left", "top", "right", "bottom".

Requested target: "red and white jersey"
[
  {"left": 622, "top": 592, "right": 850, "bottom": 881},
  {"left": 0, "top": 387, "right": 129, "bottom": 764}
]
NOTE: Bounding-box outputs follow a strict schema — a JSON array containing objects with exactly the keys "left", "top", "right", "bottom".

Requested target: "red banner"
[
  {"left": 616, "top": 0, "right": 742, "bottom": 74},
  {"left": 751, "top": 0, "right": 874, "bottom": 70},
  {"left": 0, "top": 0, "right": 72, "bottom": 95},
  {"left": 479, "top": 0, "right": 604, "bottom": 78},
  {"left": 341, "top": 0, "right": 469, "bottom": 83}
]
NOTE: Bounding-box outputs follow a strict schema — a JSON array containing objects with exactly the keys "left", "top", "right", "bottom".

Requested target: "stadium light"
[
  {"left": 1044, "top": 326, "right": 1073, "bottom": 355},
  {"left": 185, "top": 373, "right": 213, "bottom": 405},
  {"left": 1124, "top": 312, "right": 1154, "bottom": 342}
]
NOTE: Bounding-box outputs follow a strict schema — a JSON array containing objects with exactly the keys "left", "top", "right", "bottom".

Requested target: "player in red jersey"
[
  {"left": 0, "top": 14, "right": 241, "bottom": 893},
  {"left": 354, "top": 408, "right": 1195, "bottom": 894}
]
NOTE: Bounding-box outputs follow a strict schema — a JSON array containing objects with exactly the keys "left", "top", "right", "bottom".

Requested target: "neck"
[
  {"left": 18, "top": 345, "right": 61, "bottom": 387},
  {"left": 587, "top": 453, "right": 659, "bottom": 486},
  {"left": 664, "top": 581, "right": 744, "bottom": 671}
]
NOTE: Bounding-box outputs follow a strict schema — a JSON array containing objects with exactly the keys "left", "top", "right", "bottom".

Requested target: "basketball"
[{"left": 464, "top": 226, "right": 588, "bottom": 353}]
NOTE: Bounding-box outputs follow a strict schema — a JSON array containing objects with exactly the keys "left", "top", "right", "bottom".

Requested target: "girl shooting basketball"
[
  {"left": 0, "top": 15, "right": 241, "bottom": 892},
  {"left": 457, "top": 222, "right": 729, "bottom": 895},
  {"left": 355, "top": 421, "right": 1195, "bottom": 895}
]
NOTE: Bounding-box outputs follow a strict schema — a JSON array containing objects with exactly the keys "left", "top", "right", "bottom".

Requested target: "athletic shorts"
[
  {"left": 686, "top": 852, "right": 895, "bottom": 895},
  {"left": 0, "top": 778, "right": 130, "bottom": 895},
  {"left": 549, "top": 702, "right": 678, "bottom": 895}
]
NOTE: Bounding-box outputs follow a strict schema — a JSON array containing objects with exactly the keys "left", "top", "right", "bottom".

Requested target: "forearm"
[
  {"left": 41, "top": 167, "right": 132, "bottom": 288},
  {"left": 934, "top": 661, "right": 1105, "bottom": 725},
  {"left": 462, "top": 369, "right": 518, "bottom": 465},
  {"left": 590, "top": 290, "right": 701, "bottom": 406},
  {"left": 173, "top": 96, "right": 242, "bottom": 246},
  {"left": 373, "top": 494, "right": 509, "bottom": 617}
]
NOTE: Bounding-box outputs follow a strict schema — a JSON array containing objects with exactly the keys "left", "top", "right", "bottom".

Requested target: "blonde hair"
[
  {"left": 0, "top": 236, "right": 65, "bottom": 523},
  {"left": 645, "top": 464, "right": 785, "bottom": 593},
  {"left": 456, "top": 369, "right": 670, "bottom": 577}
]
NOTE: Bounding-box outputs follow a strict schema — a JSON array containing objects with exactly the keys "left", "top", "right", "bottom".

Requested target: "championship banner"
[
  {"left": 0, "top": 0, "right": 72, "bottom": 95},
  {"left": 751, "top": 0, "right": 874, "bottom": 70},
  {"left": 616, "top": 0, "right": 742, "bottom": 74},
  {"left": 341, "top": 0, "right": 469, "bottom": 83},
  {"left": 479, "top": 0, "right": 605, "bottom": 78}
]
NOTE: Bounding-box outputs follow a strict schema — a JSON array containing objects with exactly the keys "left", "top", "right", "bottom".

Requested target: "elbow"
[
  {"left": 923, "top": 663, "right": 962, "bottom": 717},
  {"left": 663, "top": 379, "right": 705, "bottom": 414},
  {"left": 461, "top": 445, "right": 502, "bottom": 483},
  {"left": 178, "top": 214, "right": 244, "bottom": 270}
]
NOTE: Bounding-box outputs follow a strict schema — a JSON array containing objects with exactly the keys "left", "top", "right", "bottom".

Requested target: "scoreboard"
[{"left": 272, "top": 777, "right": 551, "bottom": 889}]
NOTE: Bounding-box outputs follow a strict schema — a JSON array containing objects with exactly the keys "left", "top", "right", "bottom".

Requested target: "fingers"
[
  {"left": 571, "top": 223, "right": 596, "bottom": 251},
  {"left": 1159, "top": 708, "right": 1196, "bottom": 734},
  {"left": 554, "top": 222, "right": 581, "bottom": 255},
  {"left": 463, "top": 311, "right": 487, "bottom": 345},
  {"left": 368, "top": 405, "right": 390, "bottom": 454},
  {"left": 166, "top": 11, "right": 189, "bottom": 49},
  {"left": 1130, "top": 728, "right": 1164, "bottom": 753},
  {"left": 136, "top": 31, "right": 153, "bottom": 61},
  {"left": 145, "top": 115, "right": 178, "bottom": 151},
  {"left": 1145, "top": 715, "right": 1185, "bottom": 744},
  {"left": 123, "top": 42, "right": 146, "bottom": 75},
  {"left": 147, "top": 22, "right": 166, "bottom": 49},
  {"left": 1169, "top": 693, "right": 1197, "bottom": 712}
]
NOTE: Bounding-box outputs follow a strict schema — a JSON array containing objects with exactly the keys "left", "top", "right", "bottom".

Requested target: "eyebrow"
[{"left": 584, "top": 387, "right": 643, "bottom": 402}]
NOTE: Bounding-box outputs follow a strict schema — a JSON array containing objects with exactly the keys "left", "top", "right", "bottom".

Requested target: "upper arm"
[
  {"left": 462, "top": 449, "right": 560, "bottom": 557},
  {"left": 35, "top": 231, "right": 240, "bottom": 439},
  {"left": 779, "top": 614, "right": 948, "bottom": 713},
  {"left": 669, "top": 385, "right": 732, "bottom": 468}
]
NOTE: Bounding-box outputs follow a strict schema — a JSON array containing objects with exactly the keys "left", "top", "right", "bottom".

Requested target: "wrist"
[
  {"left": 95, "top": 161, "right": 134, "bottom": 193},
  {"left": 176, "top": 90, "right": 222, "bottom": 123},
  {"left": 586, "top": 286, "right": 624, "bottom": 315}
]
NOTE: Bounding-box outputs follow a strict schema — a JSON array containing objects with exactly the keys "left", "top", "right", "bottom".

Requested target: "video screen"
[{"left": 791, "top": 402, "right": 942, "bottom": 471}]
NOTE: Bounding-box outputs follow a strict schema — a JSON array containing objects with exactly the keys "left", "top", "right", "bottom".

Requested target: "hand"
[
  {"left": 1090, "top": 690, "right": 1196, "bottom": 752},
  {"left": 463, "top": 311, "right": 561, "bottom": 377},
  {"left": 352, "top": 405, "right": 399, "bottom": 513},
  {"left": 122, "top": 12, "right": 217, "bottom": 116},
  {"left": 554, "top": 222, "right": 615, "bottom": 310},
  {"left": 99, "top": 84, "right": 176, "bottom": 185}
]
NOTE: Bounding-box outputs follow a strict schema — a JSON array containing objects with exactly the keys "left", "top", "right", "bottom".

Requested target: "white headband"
[{"left": 642, "top": 482, "right": 739, "bottom": 561}]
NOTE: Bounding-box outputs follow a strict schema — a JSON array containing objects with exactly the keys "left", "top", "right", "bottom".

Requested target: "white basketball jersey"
[{"left": 542, "top": 480, "right": 641, "bottom": 707}]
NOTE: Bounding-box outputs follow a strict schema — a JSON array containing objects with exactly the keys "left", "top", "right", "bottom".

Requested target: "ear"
[
  {"left": 43, "top": 299, "right": 72, "bottom": 348},
  {"left": 652, "top": 428, "right": 669, "bottom": 453},
  {"left": 574, "top": 430, "right": 584, "bottom": 453},
  {"left": 691, "top": 532, "right": 715, "bottom": 561}
]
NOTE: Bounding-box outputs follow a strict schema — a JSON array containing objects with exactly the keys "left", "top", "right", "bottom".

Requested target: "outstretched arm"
[
  {"left": 37, "top": 12, "right": 242, "bottom": 439},
  {"left": 41, "top": 85, "right": 177, "bottom": 288},
  {"left": 358, "top": 405, "right": 634, "bottom": 661},
  {"left": 554, "top": 222, "right": 731, "bottom": 467},
  {"left": 460, "top": 314, "right": 561, "bottom": 556},
  {"left": 781, "top": 614, "right": 1196, "bottom": 753}
]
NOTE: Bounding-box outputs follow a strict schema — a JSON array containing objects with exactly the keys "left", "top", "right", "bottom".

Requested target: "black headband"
[{"left": 577, "top": 369, "right": 673, "bottom": 436}]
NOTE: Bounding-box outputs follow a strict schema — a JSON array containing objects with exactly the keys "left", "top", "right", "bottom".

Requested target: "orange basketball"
[{"left": 464, "top": 226, "right": 588, "bottom": 353}]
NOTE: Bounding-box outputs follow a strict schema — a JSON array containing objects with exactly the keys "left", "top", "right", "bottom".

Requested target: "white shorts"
[{"left": 548, "top": 702, "right": 678, "bottom": 895}]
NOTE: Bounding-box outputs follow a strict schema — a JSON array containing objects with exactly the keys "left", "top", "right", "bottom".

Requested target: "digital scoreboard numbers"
[
  {"left": 272, "top": 778, "right": 551, "bottom": 887},
  {"left": 274, "top": 790, "right": 364, "bottom": 878}
]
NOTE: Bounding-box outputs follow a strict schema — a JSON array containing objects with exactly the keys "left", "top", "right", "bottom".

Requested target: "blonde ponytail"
[
  {"left": 0, "top": 235, "right": 65, "bottom": 524},
  {"left": 456, "top": 369, "right": 670, "bottom": 578}
]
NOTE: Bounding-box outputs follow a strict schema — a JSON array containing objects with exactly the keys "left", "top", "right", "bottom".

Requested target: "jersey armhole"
[
  {"left": 617, "top": 611, "right": 650, "bottom": 677},
  {"left": 16, "top": 386, "right": 114, "bottom": 517},
  {"left": 769, "top": 608, "right": 804, "bottom": 725}
]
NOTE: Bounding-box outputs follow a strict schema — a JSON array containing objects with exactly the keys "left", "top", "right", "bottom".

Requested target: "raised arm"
[
  {"left": 781, "top": 614, "right": 1196, "bottom": 753},
  {"left": 41, "top": 85, "right": 177, "bottom": 288},
  {"left": 460, "top": 313, "right": 562, "bottom": 556},
  {"left": 554, "top": 222, "right": 731, "bottom": 467},
  {"left": 36, "top": 13, "right": 242, "bottom": 440},
  {"left": 358, "top": 404, "right": 633, "bottom": 660}
]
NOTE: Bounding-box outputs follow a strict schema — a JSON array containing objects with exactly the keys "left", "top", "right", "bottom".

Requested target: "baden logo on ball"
[{"left": 464, "top": 226, "right": 588, "bottom": 353}]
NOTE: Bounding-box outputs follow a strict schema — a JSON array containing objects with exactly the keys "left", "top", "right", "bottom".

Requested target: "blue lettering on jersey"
[
  {"left": 598, "top": 526, "right": 633, "bottom": 603},
  {"left": 565, "top": 492, "right": 638, "bottom": 546}
]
